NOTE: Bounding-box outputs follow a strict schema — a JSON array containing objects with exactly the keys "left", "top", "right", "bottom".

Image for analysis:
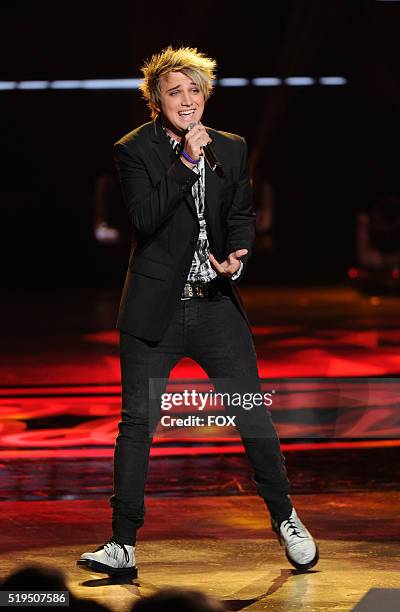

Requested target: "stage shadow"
[
  {"left": 80, "top": 576, "right": 140, "bottom": 589},
  {"left": 221, "top": 599, "right": 259, "bottom": 610},
  {"left": 223, "top": 568, "right": 320, "bottom": 609}
]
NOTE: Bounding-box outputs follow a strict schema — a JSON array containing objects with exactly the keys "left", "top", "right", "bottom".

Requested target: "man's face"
[{"left": 155, "top": 71, "right": 205, "bottom": 140}]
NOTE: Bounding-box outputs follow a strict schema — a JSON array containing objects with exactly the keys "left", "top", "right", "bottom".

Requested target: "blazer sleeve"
[
  {"left": 113, "top": 141, "right": 200, "bottom": 236},
  {"left": 225, "top": 138, "right": 256, "bottom": 284}
]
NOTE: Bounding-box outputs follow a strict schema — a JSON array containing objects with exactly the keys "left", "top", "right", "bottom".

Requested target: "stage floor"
[
  {"left": 1, "top": 491, "right": 399, "bottom": 611},
  {"left": 1, "top": 286, "right": 399, "bottom": 609}
]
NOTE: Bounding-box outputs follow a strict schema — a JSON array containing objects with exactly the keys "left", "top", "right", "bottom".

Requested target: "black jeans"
[{"left": 111, "top": 289, "right": 293, "bottom": 545}]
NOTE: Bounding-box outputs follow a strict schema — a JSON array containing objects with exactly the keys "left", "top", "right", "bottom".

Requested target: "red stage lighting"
[{"left": 348, "top": 267, "right": 359, "bottom": 279}]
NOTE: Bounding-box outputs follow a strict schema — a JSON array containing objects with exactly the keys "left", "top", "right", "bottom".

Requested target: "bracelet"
[{"left": 181, "top": 149, "right": 200, "bottom": 165}]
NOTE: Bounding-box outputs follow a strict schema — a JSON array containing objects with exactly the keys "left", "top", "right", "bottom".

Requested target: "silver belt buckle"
[{"left": 181, "top": 283, "right": 194, "bottom": 300}]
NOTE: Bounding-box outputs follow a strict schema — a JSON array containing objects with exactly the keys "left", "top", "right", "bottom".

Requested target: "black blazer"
[{"left": 113, "top": 115, "right": 256, "bottom": 342}]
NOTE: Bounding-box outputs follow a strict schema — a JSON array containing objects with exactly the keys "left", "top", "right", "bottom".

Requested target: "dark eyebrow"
[{"left": 166, "top": 82, "right": 199, "bottom": 93}]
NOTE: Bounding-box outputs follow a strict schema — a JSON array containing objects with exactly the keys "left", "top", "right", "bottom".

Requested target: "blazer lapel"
[
  {"left": 204, "top": 154, "right": 223, "bottom": 237},
  {"left": 150, "top": 116, "right": 176, "bottom": 168}
]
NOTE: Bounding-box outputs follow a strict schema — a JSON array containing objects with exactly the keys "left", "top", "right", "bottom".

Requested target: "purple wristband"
[{"left": 181, "top": 149, "right": 200, "bottom": 164}]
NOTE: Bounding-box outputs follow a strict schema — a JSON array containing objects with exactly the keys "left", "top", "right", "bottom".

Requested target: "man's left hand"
[{"left": 208, "top": 249, "right": 248, "bottom": 277}]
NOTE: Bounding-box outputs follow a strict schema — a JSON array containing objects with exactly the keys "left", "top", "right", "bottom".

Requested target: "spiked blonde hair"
[{"left": 139, "top": 46, "right": 217, "bottom": 119}]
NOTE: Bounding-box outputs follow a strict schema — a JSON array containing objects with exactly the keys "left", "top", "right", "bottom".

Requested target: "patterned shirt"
[{"left": 163, "top": 127, "right": 243, "bottom": 283}]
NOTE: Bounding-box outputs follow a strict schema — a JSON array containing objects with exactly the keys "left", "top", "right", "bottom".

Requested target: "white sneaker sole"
[{"left": 77, "top": 558, "right": 138, "bottom": 579}]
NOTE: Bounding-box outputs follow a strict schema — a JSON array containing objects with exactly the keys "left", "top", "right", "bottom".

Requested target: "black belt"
[{"left": 181, "top": 279, "right": 224, "bottom": 300}]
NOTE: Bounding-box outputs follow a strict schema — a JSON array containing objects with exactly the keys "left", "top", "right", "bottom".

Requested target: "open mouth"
[{"left": 178, "top": 110, "right": 196, "bottom": 120}]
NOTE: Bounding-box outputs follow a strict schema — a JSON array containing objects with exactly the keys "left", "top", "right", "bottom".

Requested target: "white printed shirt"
[{"left": 164, "top": 129, "right": 243, "bottom": 282}]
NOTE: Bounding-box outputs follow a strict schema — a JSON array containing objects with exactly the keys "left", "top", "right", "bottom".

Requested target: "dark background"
[{"left": 1, "top": 0, "right": 399, "bottom": 288}]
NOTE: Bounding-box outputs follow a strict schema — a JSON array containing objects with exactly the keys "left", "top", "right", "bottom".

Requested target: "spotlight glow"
[
  {"left": 285, "top": 77, "right": 315, "bottom": 86},
  {"left": 0, "top": 76, "right": 348, "bottom": 92}
]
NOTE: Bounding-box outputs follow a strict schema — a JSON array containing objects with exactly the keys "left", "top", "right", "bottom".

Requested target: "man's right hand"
[{"left": 181, "top": 122, "right": 212, "bottom": 164}]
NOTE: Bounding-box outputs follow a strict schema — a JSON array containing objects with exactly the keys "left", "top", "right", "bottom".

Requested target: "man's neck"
[{"left": 160, "top": 121, "right": 182, "bottom": 143}]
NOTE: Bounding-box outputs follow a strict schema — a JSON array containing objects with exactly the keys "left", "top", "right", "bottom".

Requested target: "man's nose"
[{"left": 181, "top": 91, "right": 193, "bottom": 106}]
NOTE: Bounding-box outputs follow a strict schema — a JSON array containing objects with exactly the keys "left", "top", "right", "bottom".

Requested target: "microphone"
[{"left": 186, "top": 122, "right": 225, "bottom": 178}]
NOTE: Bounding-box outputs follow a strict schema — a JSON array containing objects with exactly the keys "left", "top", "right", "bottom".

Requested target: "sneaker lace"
[
  {"left": 282, "top": 517, "right": 307, "bottom": 539},
  {"left": 96, "top": 539, "right": 130, "bottom": 563}
]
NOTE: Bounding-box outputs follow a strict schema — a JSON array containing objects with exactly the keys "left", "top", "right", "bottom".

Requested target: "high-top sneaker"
[
  {"left": 271, "top": 508, "right": 319, "bottom": 570},
  {"left": 77, "top": 539, "right": 137, "bottom": 578}
]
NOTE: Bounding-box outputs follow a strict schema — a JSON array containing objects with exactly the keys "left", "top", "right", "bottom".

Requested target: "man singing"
[{"left": 78, "top": 46, "right": 318, "bottom": 578}]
